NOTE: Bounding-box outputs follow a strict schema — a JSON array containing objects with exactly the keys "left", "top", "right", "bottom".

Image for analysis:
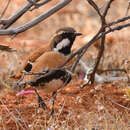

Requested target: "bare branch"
[
  {"left": 59, "top": 27, "right": 104, "bottom": 68},
  {"left": 97, "top": 68, "right": 127, "bottom": 74},
  {"left": 104, "top": 23, "right": 130, "bottom": 34},
  {"left": 103, "top": 0, "right": 114, "bottom": 17},
  {"left": 0, "top": 0, "right": 11, "bottom": 19},
  {"left": 107, "top": 16, "right": 130, "bottom": 27},
  {"left": 88, "top": 0, "right": 114, "bottom": 83},
  {"left": 70, "top": 49, "right": 85, "bottom": 72},
  {"left": 27, "top": 0, "right": 52, "bottom": 11},
  {"left": 60, "top": 23, "right": 130, "bottom": 75},
  {"left": 0, "top": 0, "right": 40, "bottom": 29},
  {"left": 0, "top": 45, "right": 15, "bottom": 52},
  {"left": 125, "top": 0, "right": 130, "bottom": 16},
  {"left": 90, "top": 34, "right": 105, "bottom": 83},
  {"left": 0, "top": 0, "right": 72, "bottom": 36},
  {"left": 86, "top": 0, "right": 102, "bottom": 17},
  {"left": 101, "top": 91, "right": 130, "bottom": 111}
]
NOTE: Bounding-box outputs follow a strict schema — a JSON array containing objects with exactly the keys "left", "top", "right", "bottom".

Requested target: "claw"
[
  {"left": 49, "top": 108, "right": 54, "bottom": 117},
  {"left": 37, "top": 95, "right": 47, "bottom": 110}
]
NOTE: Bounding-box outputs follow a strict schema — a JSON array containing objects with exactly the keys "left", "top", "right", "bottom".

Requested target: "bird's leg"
[
  {"left": 33, "top": 87, "right": 47, "bottom": 110},
  {"left": 50, "top": 91, "right": 57, "bottom": 117}
]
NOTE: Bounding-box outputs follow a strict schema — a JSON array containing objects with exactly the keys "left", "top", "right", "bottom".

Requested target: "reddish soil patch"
[
  {"left": 0, "top": 80, "right": 129, "bottom": 129},
  {"left": 0, "top": 1, "right": 129, "bottom": 129}
]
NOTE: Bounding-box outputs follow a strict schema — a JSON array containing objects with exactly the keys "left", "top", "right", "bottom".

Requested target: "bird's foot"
[
  {"left": 49, "top": 108, "right": 54, "bottom": 117},
  {"left": 38, "top": 95, "right": 47, "bottom": 110}
]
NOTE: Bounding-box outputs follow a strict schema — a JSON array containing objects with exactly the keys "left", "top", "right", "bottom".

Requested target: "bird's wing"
[
  {"left": 15, "top": 44, "right": 51, "bottom": 78},
  {"left": 22, "top": 51, "right": 73, "bottom": 92},
  {"left": 24, "top": 51, "right": 73, "bottom": 81}
]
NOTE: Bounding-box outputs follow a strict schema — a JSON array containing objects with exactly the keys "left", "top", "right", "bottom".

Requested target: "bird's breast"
[
  {"left": 38, "top": 79, "right": 64, "bottom": 93},
  {"left": 23, "top": 51, "right": 73, "bottom": 82}
]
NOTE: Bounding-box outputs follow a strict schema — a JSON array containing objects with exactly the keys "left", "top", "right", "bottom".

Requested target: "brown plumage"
[
  {"left": 9, "top": 27, "right": 82, "bottom": 115},
  {"left": 15, "top": 44, "right": 51, "bottom": 78},
  {"left": 14, "top": 27, "right": 81, "bottom": 79},
  {"left": 23, "top": 51, "right": 74, "bottom": 92}
]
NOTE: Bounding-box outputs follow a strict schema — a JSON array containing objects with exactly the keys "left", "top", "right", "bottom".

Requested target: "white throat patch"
[{"left": 53, "top": 38, "right": 70, "bottom": 52}]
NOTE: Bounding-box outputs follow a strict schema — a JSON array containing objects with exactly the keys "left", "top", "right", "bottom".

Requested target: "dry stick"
[
  {"left": 0, "top": 45, "right": 15, "bottom": 52},
  {"left": 0, "top": 0, "right": 11, "bottom": 19},
  {"left": 100, "top": 91, "right": 130, "bottom": 111},
  {"left": 14, "top": 109, "right": 29, "bottom": 129},
  {"left": 67, "top": 23, "right": 130, "bottom": 87},
  {"left": 59, "top": 22, "right": 130, "bottom": 74},
  {"left": 97, "top": 68, "right": 127, "bottom": 74},
  {"left": 27, "top": 0, "right": 51, "bottom": 6},
  {"left": 27, "top": 0, "right": 52, "bottom": 11},
  {"left": 90, "top": 33, "right": 106, "bottom": 84},
  {"left": 57, "top": 100, "right": 66, "bottom": 120},
  {"left": 85, "top": 0, "right": 115, "bottom": 83},
  {"left": 103, "top": 0, "right": 115, "bottom": 17},
  {"left": 59, "top": 23, "right": 104, "bottom": 69},
  {"left": 87, "top": 0, "right": 102, "bottom": 17},
  {"left": 70, "top": 49, "right": 86, "bottom": 73},
  {"left": 0, "top": 0, "right": 40, "bottom": 29},
  {"left": 125, "top": 1, "right": 130, "bottom": 16},
  {"left": 103, "top": 23, "right": 130, "bottom": 36},
  {"left": 72, "top": 1, "right": 105, "bottom": 73},
  {"left": 80, "top": 23, "right": 130, "bottom": 86},
  {"left": 0, "top": 0, "right": 72, "bottom": 36},
  {"left": 0, "top": 99, "right": 26, "bottom": 130},
  {"left": 107, "top": 16, "right": 130, "bottom": 27},
  {"left": 62, "top": 0, "right": 105, "bottom": 72},
  {"left": 82, "top": 1, "right": 130, "bottom": 111},
  {"left": 22, "top": 71, "right": 47, "bottom": 75}
]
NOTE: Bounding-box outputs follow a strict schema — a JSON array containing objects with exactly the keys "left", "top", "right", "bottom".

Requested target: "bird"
[
  {"left": 12, "top": 27, "right": 82, "bottom": 79},
  {"left": 10, "top": 27, "right": 82, "bottom": 116}
]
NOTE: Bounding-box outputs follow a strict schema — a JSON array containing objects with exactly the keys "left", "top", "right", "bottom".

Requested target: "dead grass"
[{"left": 0, "top": 82, "right": 129, "bottom": 129}]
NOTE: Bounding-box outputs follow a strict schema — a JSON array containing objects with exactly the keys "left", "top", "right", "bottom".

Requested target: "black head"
[{"left": 50, "top": 27, "right": 82, "bottom": 55}]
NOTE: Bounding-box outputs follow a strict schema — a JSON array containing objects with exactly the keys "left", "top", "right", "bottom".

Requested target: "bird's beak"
[{"left": 74, "top": 32, "right": 82, "bottom": 36}]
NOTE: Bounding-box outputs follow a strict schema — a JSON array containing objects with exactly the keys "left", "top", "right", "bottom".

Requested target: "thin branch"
[
  {"left": 90, "top": 33, "right": 106, "bottom": 83},
  {"left": 59, "top": 26, "right": 103, "bottom": 68},
  {"left": 125, "top": 1, "right": 130, "bottom": 16},
  {"left": 0, "top": 45, "right": 15, "bottom": 52},
  {"left": 0, "top": 0, "right": 11, "bottom": 19},
  {"left": 0, "top": 99, "right": 26, "bottom": 129},
  {"left": 88, "top": 0, "right": 114, "bottom": 83},
  {"left": 97, "top": 68, "right": 127, "bottom": 74},
  {"left": 100, "top": 91, "right": 130, "bottom": 111},
  {"left": 0, "top": 0, "right": 40, "bottom": 29},
  {"left": 70, "top": 50, "right": 85, "bottom": 72},
  {"left": 27, "top": 0, "right": 52, "bottom": 11},
  {"left": 104, "top": 23, "right": 130, "bottom": 35},
  {"left": 22, "top": 71, "right": 47, "bottom": 75},
  {"left": 107, "top": 16, "right": 130, "bottom": 27},
  {"left": 103, "top": 0, "right": 114, "bottom": 17},
  {"left": 86, "top": 0, "right": 102, "bottom": 17},
  {"left": 60, "top": 23, "right": 130, "bottom": 76},
  {"left": 0, "top": 0, "right": 72, "bottom": 36}
]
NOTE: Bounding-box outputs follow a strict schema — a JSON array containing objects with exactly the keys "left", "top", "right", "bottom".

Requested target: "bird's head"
[{"left": 50, "top": 27, "right": 82, "bottom": 55}]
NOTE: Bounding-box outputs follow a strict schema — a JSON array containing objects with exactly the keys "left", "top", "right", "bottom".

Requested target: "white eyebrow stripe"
[
  {"left": 53, "top": 38, "right": 70, "bottom": 52},
  {"left": 28, "top": 60, "right": 34, "bottom": 65}
]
